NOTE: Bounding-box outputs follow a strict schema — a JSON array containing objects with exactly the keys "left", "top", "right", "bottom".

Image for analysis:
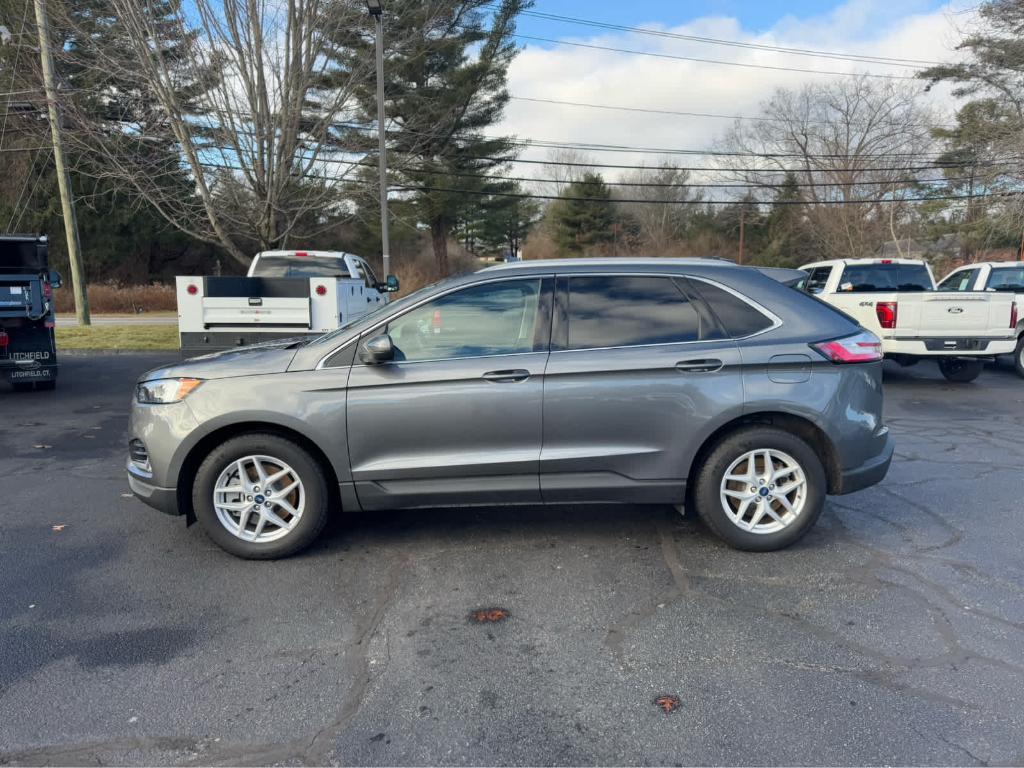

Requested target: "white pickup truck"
[
  {"left": 936, "top": 261, "right": 1024, "bottom": 378},
  {"left": 798, "top": 258, "right": 1017, "bottom": 382},
  {"left": 176, "top": 250, "right": 397, "bottom": 357}
]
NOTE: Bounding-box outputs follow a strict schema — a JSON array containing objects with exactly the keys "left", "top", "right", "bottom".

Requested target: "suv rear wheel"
[
  {"left": 693, "top": 427, "right": 827, "bottom": 551},
  {"left": 193, "top": 433, "right": 330, "bottom": 559},
  {"left": 1015, "top": 336, "right": 1024, "bottom": 379}
]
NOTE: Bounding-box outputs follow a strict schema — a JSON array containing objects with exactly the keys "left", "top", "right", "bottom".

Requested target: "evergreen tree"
[
  {"left": 480, "top": 184, "right": 540, "bottom": 258},
  {"left": 550, "top": 173, "right": 616, "bottom": 255},
  {"left": 333, "top": 0, "right": 529, "bottom": 275}
]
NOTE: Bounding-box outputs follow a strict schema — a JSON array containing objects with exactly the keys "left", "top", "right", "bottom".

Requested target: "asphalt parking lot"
[{"left": 1, "top": 353, "right": 1023, "bottom": 766}]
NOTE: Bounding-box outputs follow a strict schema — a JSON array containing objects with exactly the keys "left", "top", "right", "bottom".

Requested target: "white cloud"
[{"left": 498, "top": 0, "right": 978, "bottom": 180}]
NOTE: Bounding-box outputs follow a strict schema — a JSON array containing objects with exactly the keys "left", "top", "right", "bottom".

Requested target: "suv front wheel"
[
  {"left": 192, "top": 433, "right": 330, "bottom": 559},
  {"left": 693, "top": 427, "right": 827, "bottom": 551}
]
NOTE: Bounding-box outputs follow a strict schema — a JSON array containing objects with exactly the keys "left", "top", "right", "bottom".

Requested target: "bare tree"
[
  {"left": 717, "top": 76, "right": 937, "bottom": 260},
  {"left": 617, "top": 160, "right": 701, "bottom": 256},
  {"left": 537, "top": 147, "right": 595, "bottom": 196},
  {"left": 62, "top": 0, "right": 380, "bottom": 268}
]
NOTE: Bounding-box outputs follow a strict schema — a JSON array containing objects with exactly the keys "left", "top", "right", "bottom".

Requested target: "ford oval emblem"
[{"left": 947, "top": 306, "right": 964, "bottom": 314}]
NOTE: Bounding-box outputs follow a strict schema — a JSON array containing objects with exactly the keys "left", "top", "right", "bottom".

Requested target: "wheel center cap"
[
  {"left": 254, "top": 494, "right": 266, "bottom": 504},
  {"left": 758, "top": 487, "right": 770, "bottom": 497}
]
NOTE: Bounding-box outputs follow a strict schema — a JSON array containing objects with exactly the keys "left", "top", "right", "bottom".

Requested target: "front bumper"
[
  {"left": 128, "top": 462, "right": 181, "bottom": 516},
  {"left": 835, "top": 431, "right": 894, "bottom": 495}
]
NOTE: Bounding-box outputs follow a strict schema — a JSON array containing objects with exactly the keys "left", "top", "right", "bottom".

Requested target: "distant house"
[{"left": 875, "top": 234, "right": 962, "bottom": 261}]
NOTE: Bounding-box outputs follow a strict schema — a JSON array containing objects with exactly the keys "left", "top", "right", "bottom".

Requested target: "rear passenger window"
[
  {"left": 687, "top": 280, "right": 774, "bottom": 338},
  {"left": 566, "top": 276, "right": 701, "bottom": 350}
]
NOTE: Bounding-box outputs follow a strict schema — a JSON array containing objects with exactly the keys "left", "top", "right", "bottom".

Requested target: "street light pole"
[{"left": 366, "top": 0, "right": 390, "bottom": 279}]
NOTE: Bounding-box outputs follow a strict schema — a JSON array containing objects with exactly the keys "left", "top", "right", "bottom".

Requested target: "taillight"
[
  {"left": 42, "top": 281, "right": 52, "bottom": 299},
  {"left": 811, "top": 331, "right": 883, "bottom": 364},
  {"left": 186, "top": 284, "right": 198, "bottom": 295},
  {"left": 1011, "top": 302, "right": 1018, "bottom": 329},
  {"left": 875, "top": 301, "right": 898, "bottom": 330},
  {"left": 0, "top": 330, "right": 8, "bottom": 348}
]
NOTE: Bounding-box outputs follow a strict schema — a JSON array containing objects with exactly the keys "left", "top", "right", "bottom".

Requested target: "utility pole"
[
  {"left": 366, "top": 0, "right": 390, "bottom": 279},
  {"left": 738, "top": 207, "right": 745, "bottom": 265},
  {"left": 33, "top": 0, "right": 89, "bottom": 325}
]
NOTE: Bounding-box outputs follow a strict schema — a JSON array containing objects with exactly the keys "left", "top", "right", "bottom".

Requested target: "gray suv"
[{"left": 128, "top": 259, "right": 893, "bottom": 558}]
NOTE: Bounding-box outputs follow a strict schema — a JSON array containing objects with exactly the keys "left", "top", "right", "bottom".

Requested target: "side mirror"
[
  {"left": 377, "top": 275, "right": 400, "bottom": 293},
  {"left": 358, "top": 333, "right": 395, "bottom": 364},
  {"left": 48, "top": 270, "right": 62, "bottom": 289}
]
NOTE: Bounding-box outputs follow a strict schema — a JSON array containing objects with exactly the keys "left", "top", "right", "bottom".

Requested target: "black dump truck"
[{"left": 0, "top": 235, "right": 61, "bottom": 391}]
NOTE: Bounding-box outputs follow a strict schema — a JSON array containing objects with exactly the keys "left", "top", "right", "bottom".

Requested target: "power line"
[
  {"left": 513, "top": 34, "right": 919, "bottom": 80},
  {"left": 507, "top": 7, "right": 942, "bottom": 68},
  {"left": 194, "top": 158, "right": 1015, "bottom": 206},
  {"left": 508, "top": 95, "right": 956, "bottom": 131},
  {"left": 385, "top": 180, "right": 1015, "bottom": 206}
]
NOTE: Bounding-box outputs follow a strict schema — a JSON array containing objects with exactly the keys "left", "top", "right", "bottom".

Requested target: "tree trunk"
[{"left": 431, "top": 217, "right": 450, "bottom": 276}]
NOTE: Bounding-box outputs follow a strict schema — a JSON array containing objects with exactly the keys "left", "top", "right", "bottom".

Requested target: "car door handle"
[
  {"left": 482, "top": 369, "right": 531, "bottom": 383},
  {"left": 675, "top": 358, "right": 723, "bottom": 373}
]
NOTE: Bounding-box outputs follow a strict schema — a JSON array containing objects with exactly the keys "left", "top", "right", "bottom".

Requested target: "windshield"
[
  {"left": 251, "top": 254, "right": 349, "bottom": 278},
  {"left": 838, "top": 263, "right": 933, "bottom": 292},
  {"left": 986, "top": 266, "right": 1024, "bottom": 292}
]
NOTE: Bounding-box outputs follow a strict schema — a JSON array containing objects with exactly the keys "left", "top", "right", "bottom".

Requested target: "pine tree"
[
  {"left": 332, "top": 0, "right": 529, "bottom": 275},
  {"left": 550, "top": 173, "right": 616, "bottom": 255}
]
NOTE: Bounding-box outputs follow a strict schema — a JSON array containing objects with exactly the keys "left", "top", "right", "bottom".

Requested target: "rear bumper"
[
  {"left": 883, "top": 337, "right": 1016, "bottom": 357},
  {"left": 835, "top": 431, "right": 894, "bottom": 495},
  {"left": 128, "top": 465, "right": 181, "bottom": 516}
]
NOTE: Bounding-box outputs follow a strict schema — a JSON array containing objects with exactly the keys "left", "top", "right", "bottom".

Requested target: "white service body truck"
[
  {"left": 798, "top": 258, "right": 1017, "bottom": 382},
  {"left": 176, "top": 250, "right": 396, "bottom": 357},
  {"left": 937, "top": 261, "right": 1024, "bottom": 377}
]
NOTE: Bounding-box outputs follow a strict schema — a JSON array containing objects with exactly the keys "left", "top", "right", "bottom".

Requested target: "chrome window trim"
[
  {"left": 315, "top": 274, "right": 553, "bottom": 369},
  {"left": 315, "top": 270, "right": 782, "bottom": 368}
]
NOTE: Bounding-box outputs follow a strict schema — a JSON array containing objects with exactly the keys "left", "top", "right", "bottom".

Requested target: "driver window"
[
  {"left": 357, "top": 258, "right": 379, "bottom": 290},
  {"left": 385, "top": 279, "right": 542, "bottom": 362}
]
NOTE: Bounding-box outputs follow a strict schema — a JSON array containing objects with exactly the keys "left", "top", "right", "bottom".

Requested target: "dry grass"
[
  {"left": 55, "top": 283, "right": 177, "bottom": 314},
  {"left": 56, "top": 324, "right": 179, "bottom": 351},
  {"left": 391, "top": 244, "right": 483, "bottom": 295}
]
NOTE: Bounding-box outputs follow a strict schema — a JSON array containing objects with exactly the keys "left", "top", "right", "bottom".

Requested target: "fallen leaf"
[
  {"left": 51, "top": 524, "right": 66, "bottom": 532},
  {"left": 655, "top": 695, "right": 680, "bottom": 714},
  {"left": 120, "top": 492, "right": 134, "bottom": 498},
  {"left": 470, "top": 608, "right": 510, "bottom": 623},
  {"left": 33, "top": 444, "right": 52, "bottom": 450}
]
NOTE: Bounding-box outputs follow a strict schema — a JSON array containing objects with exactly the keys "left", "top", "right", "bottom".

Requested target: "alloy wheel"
[
  {"left": 719, "top": 448, "right": 807, "bottom": 534},
  {"left": 213, "top": 455, "right": 305, "bottom": 543}
]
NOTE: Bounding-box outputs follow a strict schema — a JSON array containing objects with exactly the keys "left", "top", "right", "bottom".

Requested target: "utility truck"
[
  {"left": 798, "top": 258, "right": 1017, "bottom": 383},
  {"left": 936, "top": 261, "right": 1024, "bottom": 378},
  {"left": 176, "top": 250, "right": 398, "bottom": 357},
  {"left": 0, "top": 234, "right": 60, "bottom": 391}
]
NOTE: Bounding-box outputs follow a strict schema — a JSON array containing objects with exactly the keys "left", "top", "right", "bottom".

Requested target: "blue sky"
[{"left": 515, "top": 0, "right": 953, "bottom": 38}]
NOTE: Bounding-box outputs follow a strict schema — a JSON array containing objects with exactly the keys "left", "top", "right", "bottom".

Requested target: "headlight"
[{"left": 136, "top": 377, "right": 203, "bottom": 404}]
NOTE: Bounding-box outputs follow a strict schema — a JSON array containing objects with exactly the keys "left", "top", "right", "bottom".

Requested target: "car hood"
[{"left": 139, "top": 338, "right": 304, "bottom": 382}]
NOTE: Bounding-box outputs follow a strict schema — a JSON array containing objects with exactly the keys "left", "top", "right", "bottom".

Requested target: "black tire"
[
  {"left": 1015, "top": 336, "right": 1024, "bottom": 380},
  {"left": 693, "top": 426, "right": 827, "bottom": 552},
  {"left": 192, "top": 433, "right": 330, "bottom": 559},
  {"left": 35, "top": 379, "right": 56, "bottom": 391},
  {"left": 937, "top": 357, "right": 983, "bottom": 383}
]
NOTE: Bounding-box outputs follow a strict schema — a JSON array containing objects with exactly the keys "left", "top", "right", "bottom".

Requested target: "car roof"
[
  {"left": 800, "top": 258, "right": 927, "bottom": 268},
  {"left": 482, "top": 257, "right": 735, "bottom": 273}
]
